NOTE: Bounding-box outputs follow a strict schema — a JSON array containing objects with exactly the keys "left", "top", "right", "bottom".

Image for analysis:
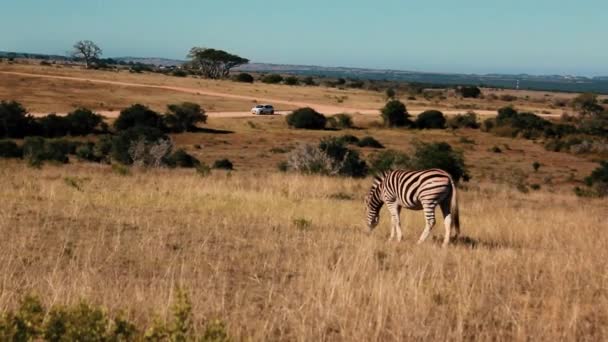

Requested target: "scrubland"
[{"left": 1, "top": 61, "right": 607, "bottom": 340}]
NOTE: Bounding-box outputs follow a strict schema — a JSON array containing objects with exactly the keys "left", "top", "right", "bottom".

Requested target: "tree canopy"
[
  {"left": 71, "top": 40, "right": 102, "bottom": 69},
  {"left": 186, "top": 47, "right": 249, "bottom": 79}
]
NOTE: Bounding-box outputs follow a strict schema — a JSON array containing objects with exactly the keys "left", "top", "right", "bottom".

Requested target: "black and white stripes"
[{"left": 364, "top": 169, "right": 460, "bottom": 246}]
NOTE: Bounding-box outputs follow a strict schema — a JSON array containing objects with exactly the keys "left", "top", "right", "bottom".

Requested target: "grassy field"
[
  {"left": 0, "top": 62, "right": 607, "bottom": 340},
  {"left": 0, "top": 162, "right": 606, "bottom": 341}
]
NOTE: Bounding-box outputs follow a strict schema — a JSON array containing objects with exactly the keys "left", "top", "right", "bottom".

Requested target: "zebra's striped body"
[{"left": 364, "top": 169, "right": 460, "bottom": 246}]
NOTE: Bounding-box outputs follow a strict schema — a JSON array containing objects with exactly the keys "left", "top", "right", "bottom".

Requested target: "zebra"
[{"left": 364, "top": 168, "right": 460, "bottom": 247}]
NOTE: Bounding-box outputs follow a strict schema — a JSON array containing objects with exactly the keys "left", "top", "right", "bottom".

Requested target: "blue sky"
[{"left": 1, "top": 0, "right": 606, "bottom": 76}]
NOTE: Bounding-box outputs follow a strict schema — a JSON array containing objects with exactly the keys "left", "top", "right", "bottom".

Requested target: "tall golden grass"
[{"left": 0, "top": 161, "right": 606, "bottom": 341}]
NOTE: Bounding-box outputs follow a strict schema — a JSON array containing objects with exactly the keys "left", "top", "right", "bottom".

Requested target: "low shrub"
[
  {"left": 110, "top": 127, "right": 168, "bottom": 165},
  {"left": 0, "top": 100, "right": 33, "bottom": 138},
  {"left": 284, "top": 76, "right": 299, "bottom": 85},
  {"left": 458, "top": 86, "right": 481, "bottom": 98},
  {"left": 196, "top": 163, "right": 211, "bottom": 176},
  {"left": 213, "top": 158, "right": 233, "bottom": 170},
  {"left": 337, "top": 134, "right": 359, "bottom": 145},
  {"left": 301, "top": 76, "right": 316, "bottom": 86},
  {"left": 447, "top": 112, "right": 479, "bottom": 129},
  {"left": 331, "top": 113, "right": 354, "bottom": 129},
  {"left": 409, "top": 141, "right": 469, "bottom": 183},
  {"left": 500, "top": 94, "right": 518, "bottom": 102},
  {"left": 369, "top": 149, "right": 411, "bottom": 173},
  {"left": 0, "top": 291, "right": 230, "bottom": 341},
  {"left": 0, "top": 140, "right": 22, "bottom": 158},
  {"left": 286, "top": 139, "right": 367, "bottom": 177},
  {"left": 261, "top": 74, "right": 283, "bottom": 84},
  {"left": 415, "top": 110, "right": 446, "bottom": 129},
  {"left": 357, "top": 136, "right": 384, "bottom": 148},
  {"left": 172, "top": 69, "right": 189, "bottom": 77},
  {"left": 75, "top": 142, "right": 99, "bottom": 162},
  {"left": 65, "top": 108, "right": 103, "bottom": 135},
  {"left": 113, "top": 104, "right": 165, "bottom": 131},
  {"left": 318, "top": 137, "right": 368, "bottom": 178},
  {"left": 233, "top": 72, "right": 254, "bottom": 83},
  {"left": 37, "top": 114, "right": 70, "bottom": 137},
  {"left": 286, "top": 107, "right": 326, "bottom": 130},
  {"left": 167, "top": 149, "right": 200, "bottom": 168},
  {"left": 22, "top": 137, "right": 71, "bottom": 166},
  {"left": 582, "top": 161, "right": 608, "bottom": 197}
]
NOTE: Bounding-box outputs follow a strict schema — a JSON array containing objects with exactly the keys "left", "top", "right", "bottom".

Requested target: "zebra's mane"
[{"left": 367, "top": 170, "right": 391, "bottom": 202}]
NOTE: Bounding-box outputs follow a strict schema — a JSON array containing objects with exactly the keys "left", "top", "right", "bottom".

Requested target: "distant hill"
[
  {"left": 3, "top": 50, "right": 608, "bottom": 93},
  {"left": 236, "top": 63, "right": 608, "bottom": 94}
]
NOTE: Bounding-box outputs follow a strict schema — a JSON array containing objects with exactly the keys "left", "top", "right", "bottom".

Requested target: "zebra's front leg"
[{"left": 386, "top": 202, "right": 403, "bottom": 242}]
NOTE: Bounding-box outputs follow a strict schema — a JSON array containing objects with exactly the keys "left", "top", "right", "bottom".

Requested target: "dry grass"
[{"left": 0, "top": 162, "right": 606, "bottom": 341}]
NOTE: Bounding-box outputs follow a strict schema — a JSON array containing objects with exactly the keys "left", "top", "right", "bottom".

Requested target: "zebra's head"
[{"left": 364, "top": 173, "right": 386, "bottom": 231}]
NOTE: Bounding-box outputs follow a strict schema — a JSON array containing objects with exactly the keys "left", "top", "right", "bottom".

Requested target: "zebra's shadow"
[{"left": 431, "top": 235, "right": 520, "bottom": 250}]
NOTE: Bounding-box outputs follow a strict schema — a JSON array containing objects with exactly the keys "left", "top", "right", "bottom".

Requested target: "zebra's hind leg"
[
  {"left": 386, "top": 202, "right": 403, "bottom": 242},
  {"left": 439, "top": 199, "right": 453, "bottom": 247},
  {"left": 417, "top": 203, "right": 437, "bottom": 244}
]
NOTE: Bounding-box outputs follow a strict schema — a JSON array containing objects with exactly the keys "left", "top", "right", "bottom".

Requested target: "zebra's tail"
[{"left": 450, "top": 178, "right": 460, "bottom": 237}]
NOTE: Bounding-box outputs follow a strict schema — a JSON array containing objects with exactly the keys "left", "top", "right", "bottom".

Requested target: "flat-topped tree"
[
  {"left": 187, "top": 47, "right": 249, "bottom": 79},
  {"left": 71, "top": 40, "right": 102, "bottom": 69}
]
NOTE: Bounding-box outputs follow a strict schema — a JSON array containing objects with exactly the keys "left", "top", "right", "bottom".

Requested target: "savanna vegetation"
[{"left": 0, "top": 60, "right": 607, "bottom": 341}]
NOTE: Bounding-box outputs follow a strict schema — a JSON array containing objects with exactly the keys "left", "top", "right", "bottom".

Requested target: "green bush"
[
  {"left": 318, "top": 137, "right": 367, "bottom": 177},
  {"left": 22, "top": 137, "right": 71, "bottom": 166},
  {"left": 447, "top": 112, "right": 479, "bottom": 129},
  {"left": 301, "top": 76, "right": 316, "bottom": 86},
  {"left": 357, "top": 136, "right": 384, "bottom": 148},
  {"left": 337, "top": 134, "right": 359, "bottom": 145},
  {"left": 581, "top": 161, "right": 608, "bottom": 197},
  {"left": 167, "top": 149, "right": 200, "bottom": 168},
  {"left": 284, "top": 76, "right": 299, "bottom": 85},
  {"left": 0, "top": 140, "right": 22, "bottom": 158},
  {"left": 113, "top": 104, "right": 165, "bottom": 131},
  {"left": 261, "top": 74, "right": 283, "bottom": 84},
  {"left": 65, "top": 108, "right": 103, "bottom": 135},
  {"left": 415, "top": 110, "right": 446, "bottom": 129},
  {"left": 172, "top": 69, "right": 189, "bottom": 77},
  {"left": 458, "top": 86, "right": 481, "bottom": 98},
  {"left": 286, "top": 138, "right": 368, "bottom": 177},
  {"left": 75, "top": 142, "right": 99, "bottom": 162},
  {"left": 94, "top": 136, "right": 113, "bottom": 162},
  {"left": 196, "top": 163, "right": 212, "bottom": 176},
  {"left": 0, "top": 100, "right": 34, "bottom": 138},
  {"left": 110, "top": 127, "right": 168, "bottom": 165},
  {"left": 164, "top": 102, "right": 207, "bottom": 133},
  {"left": 410, "top": 141, "right": 469, "bottom": 183},
  {"left": 213, "top": 158, "right": 233, "bottom": 170},
  {"left": 233, "top": 72, "right": 254, "bottom": 83},
  {"left": 286, "top": 107, "right": 327, "bottom": 130},
  {"left": 381, "top": 100, "right": 412, "bottom": 127},
  {"left": 369, "top": 149, "right": 411, "bottom": 173},
  {"left": 332, "top": 113, "right": 354, "bottom": 129},
  {"left": 37, "top": 114, "right": 70, "bottom": 137}
]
